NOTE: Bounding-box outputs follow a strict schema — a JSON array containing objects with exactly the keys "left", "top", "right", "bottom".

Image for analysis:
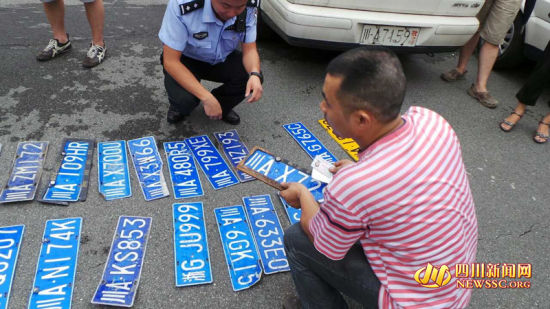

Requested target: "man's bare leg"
[
  {"left": 474, "top": 41, "right": 499, "bottom": 92},
  {"left": 456, "top": 33, "right": 481, "bottom": 74},
  {"left": 84, "top": 0, "right": 105, "bottom": 47},
  {"left": 43, "top": 0, "right": 68, "bottom": 43}
]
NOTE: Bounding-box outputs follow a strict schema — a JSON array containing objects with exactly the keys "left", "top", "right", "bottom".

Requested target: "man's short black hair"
[{"left": 326, "top": 48, "right": 406, "bottom": 123}]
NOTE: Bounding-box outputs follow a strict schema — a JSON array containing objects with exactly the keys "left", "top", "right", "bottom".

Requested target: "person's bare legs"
[
  {"left": 474, "top": 41, "right": 499, "bottom": 92},
  {"left": 455, "top": 33, "right": 481, "bottom": 74},
  {"left": 43, "top": 0, "right": 68, "bottom": 43},
  {"left": 500, "top": 102, "right": 526, "bottom": 131},
  {"left": 84, "top": 0, "right": 105, "bottom": 47}
]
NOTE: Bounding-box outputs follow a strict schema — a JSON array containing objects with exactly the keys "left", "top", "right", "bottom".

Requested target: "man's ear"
[{"left": 355, "top": 110, "right": 373, "bottom": 128}]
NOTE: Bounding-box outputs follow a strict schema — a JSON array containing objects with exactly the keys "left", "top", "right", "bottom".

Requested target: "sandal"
[
  {"left": 499, "top": 111, "right": 524, "bottom": 132},
  {"left": 533, "top": 121, "right": 550, "bottom": 144}
]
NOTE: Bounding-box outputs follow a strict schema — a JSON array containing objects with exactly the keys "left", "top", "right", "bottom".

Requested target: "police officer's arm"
[
  {"left": 162, "top": 45, "right": 223, "bottom": 119},
  {"left": 242, "top": 42, "right": 263, "bottom": 103}
]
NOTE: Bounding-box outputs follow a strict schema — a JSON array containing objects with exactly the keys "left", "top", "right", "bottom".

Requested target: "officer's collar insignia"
[
  {"left": 193, "top": 31, "right": 209, "bottom": 40},
  {"left": 180, "top": 0, "right": 204, "bottom": 15},
  {"left": 247, "top": 0, "right": 260, "bottom": 7}
]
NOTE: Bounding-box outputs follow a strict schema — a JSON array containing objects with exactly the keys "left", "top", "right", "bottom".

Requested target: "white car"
[
  {"left": 494, "top": 0, "right": 550, "bottom": 68},
  {"left": 259, "top": 0, "right": 486, "bottom": 52}
]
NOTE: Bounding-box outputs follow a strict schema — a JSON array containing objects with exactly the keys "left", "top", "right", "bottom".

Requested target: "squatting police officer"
[{"left": 159, "top": 0, "right": 263, "bottom": 125}]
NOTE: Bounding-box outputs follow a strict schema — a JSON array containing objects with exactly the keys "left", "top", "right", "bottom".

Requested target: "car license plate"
[
  {"left": 0, "top": 141, "right": 48, "bottom": 203},
  {"left": 237, "top": 147, "right": 326, "bottom": 202},
  {"left": 128, "top": 136, "right": 169, "bottom": 201},
  {"left": 0, "top": 225, "right": 24, "bottom": 309},
  {"left": 243, "top": 195, "right": 290, "bottom": 274},
  {"left": 283, "top": 122, "right": 337, "bottom": 164},
  {"left": 185, "top": 135, "right": 239, "bottom": 190},
  {"left": 318, "top": 119, "right": 360, "bottom": 161},
  {"left": 278, "top": 193, "right": 301, "bottom": 225},
  {"left": 214, "top": 206, "right": 262, "bottom": 291},
  {"left": 92, "top": 216, "right": 152, "bottom": 307},
  {"left": 42, "top": 139, "right": 93, "bottom": 202},
  {"left": 28, "top": 218, "right": 82, "bottom": 309},
  {"left": 98, "top": 141, "right": 132, "bottom": 201},
  {"left": 214, "top": 130, "right": 254, "bottom": 183},
  {"left": 360, "top": 24, "right": 420, "bottom": 46},
  {"left": 163, "top": 142, "right": 203, "bottom": 199},
  {"left": 173, "top": 202, "right": 212, "bottom": 287}
]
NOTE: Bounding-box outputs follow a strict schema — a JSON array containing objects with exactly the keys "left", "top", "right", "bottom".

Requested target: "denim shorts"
[{"left": 476, "top": 0, "right": 521, "bottom": 45}]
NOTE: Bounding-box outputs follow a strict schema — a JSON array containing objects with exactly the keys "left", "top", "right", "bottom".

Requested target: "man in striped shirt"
[{"left": 281, "top": 48, "right": 478, "bottom": 309}]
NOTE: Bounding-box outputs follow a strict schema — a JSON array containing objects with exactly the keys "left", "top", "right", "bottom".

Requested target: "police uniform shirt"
[{"left": 159, "top": 0, "right": 258, "bottom": 65}]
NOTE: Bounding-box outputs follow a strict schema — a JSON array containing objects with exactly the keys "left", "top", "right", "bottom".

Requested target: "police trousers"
[
  {"left": 284, "top": 223, "right": 380, "bottom": 309},
  {"left": 163, "top": 51, "right": 249, "bottom": 116}
]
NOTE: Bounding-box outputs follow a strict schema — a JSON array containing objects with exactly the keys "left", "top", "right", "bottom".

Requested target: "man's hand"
[
  {"left": 280, "top": 182, "right": 308, "bottom": 209},
  {"left": 329, "top": 159, "right": 354, "bottom": 174},
  {"left": 245, "top": 75, "right": 263, "bottom": 103},
  {"left": 202, "top": 93, "right": 222, "bottom": 120}
]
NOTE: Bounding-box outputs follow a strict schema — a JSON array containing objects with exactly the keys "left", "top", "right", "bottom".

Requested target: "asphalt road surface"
[{"left": 0, "top": 0, "right": 548, "bottom": 308}]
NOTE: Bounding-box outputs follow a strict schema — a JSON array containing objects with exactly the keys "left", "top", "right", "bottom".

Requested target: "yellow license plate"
[{"left": 318, "top": 119, "right": 360, "bottom": 161}]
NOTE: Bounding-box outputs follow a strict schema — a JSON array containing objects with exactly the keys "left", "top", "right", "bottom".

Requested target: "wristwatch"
[{"left": 249, "top": 71, "right": 264, "bottom": 84}]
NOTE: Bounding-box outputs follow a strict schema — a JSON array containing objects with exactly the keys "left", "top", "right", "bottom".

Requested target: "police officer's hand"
[
  {"left": 202, "top": 94, "right": 223, "bottom": 120},
  {"left": 245, "top": 75, "right": 263, "bottom": 103}
]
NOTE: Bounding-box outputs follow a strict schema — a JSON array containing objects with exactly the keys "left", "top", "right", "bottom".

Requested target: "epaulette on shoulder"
[
  {"left": 247, "top": 0, "right": 260, "bottom": 7},
  {"left": 179, "top": 0, "right": 204, "bottom": 15}
]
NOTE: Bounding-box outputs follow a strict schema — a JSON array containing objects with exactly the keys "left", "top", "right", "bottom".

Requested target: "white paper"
[{"left": 311, "top": 155, "right": 334, "bottom": 184}]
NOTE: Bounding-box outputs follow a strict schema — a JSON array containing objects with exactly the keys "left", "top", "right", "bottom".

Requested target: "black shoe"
[
  {"left": 222, "top": 110, "right": 240, "bottom": 125},
  {"left": 167, "top": 108, "right": 185, "bottom": 124}
]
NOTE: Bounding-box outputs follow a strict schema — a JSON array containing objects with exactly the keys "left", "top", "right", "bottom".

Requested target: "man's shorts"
[
  {"left": 476, "top": 0, "right": 521, "bottom": 45},
  {"left": 40, "top": 0, "right": 96, "bottom": 3}
]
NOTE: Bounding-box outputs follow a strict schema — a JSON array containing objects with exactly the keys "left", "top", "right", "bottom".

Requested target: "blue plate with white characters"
[
  {"left": 173, "top": 202, "right": 212, "bottom": 287},
  {"left": 243, "top": 195, "right": 290, "bottom": 274},
  {"left": 214, "top": 206, "right": 262, "bottom": 291}
]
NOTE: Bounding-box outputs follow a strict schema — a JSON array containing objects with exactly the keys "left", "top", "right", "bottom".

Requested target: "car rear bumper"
[{"left": 261, "top": 0, "right": 480, "bottom": 51}]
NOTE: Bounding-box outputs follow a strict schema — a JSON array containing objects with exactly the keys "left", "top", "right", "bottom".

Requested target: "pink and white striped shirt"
[{"left": 310, "top": 106, "right": 478, "bottom": 309}]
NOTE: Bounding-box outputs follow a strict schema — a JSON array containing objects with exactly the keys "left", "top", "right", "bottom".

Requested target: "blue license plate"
[
  {"left": 278, "top": 193, "right": 301, "bottom": 225},
  {"left": 0, "top": 141, "right": 48, "bottom": 203},
  {"left": 185, "top": 135, "right": 239, "bottom": 190},
  {"left": 28, "top": 218, "right": 82, "bottom": 309},
  {"left": 163, "top": 142, "right": 203, "bottom": 199},
  {"left": 213, "top": 130, "right": 254, "bottom": 182},
  {"left": 239, "top": 147, "right": 326, "bottom": 202},
  {"left": 92, "top": 216, "right": 152, "bottom": 307},
  {"left": 0, "top": 225, "right": 25, "bottom": 309},
  {"left": 98, "top": 141, "right": 132, "bottom": 201},
  {"left": 128, "top": 137, "right": 169, "bottom": 201},
  {"left": 243, "top": 195, "right": 289, "bottom": 274},
  {"left": 214, "top": 206, "right": 262, "bottom": 291},
  {"left": 283, "top": 122, "right": 337, "bottom": 163},
  {"left": 43, "top": 140, "right": 93, "bottom": 202},
  {"left": 173, "top": 202, "right": 212, "bottom": 287}
]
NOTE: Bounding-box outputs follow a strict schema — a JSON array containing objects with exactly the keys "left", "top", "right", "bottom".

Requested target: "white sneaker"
[
  {"left": 82, "top": 42, "right": 106, "bottom": 68},
  {"left": 36, "top": 37, "right": 72, "bottom": 61}
]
